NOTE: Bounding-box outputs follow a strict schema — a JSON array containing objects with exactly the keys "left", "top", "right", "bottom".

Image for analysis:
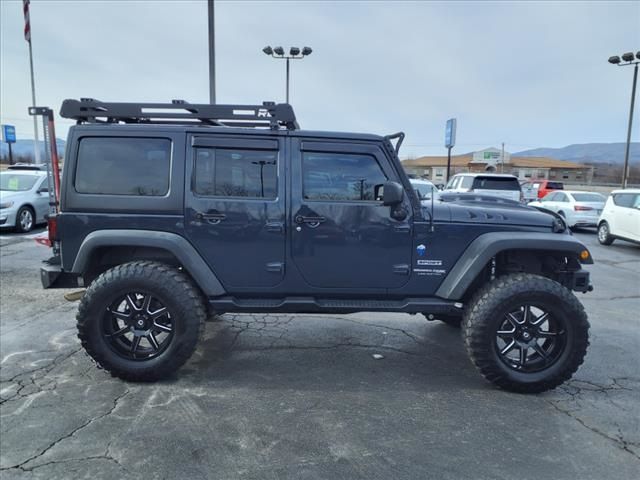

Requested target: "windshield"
[
  {"left": 0, "top": 173, "right": 39, "bottom": 192},
  {"left": 572, "top": 193, "right": 605, "bottom": 202}
]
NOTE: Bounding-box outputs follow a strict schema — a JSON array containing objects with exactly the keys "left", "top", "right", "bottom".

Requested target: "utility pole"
[{"left": 207, "top": 0, "right": 216, "bottom": 104}]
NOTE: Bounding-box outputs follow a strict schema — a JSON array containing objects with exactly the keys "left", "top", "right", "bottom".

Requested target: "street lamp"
[
  {"left": 608, "top": 50, "right": 640, "bottom": 188},
  {"left": 263, "top": 45, "right": 313, "bottom": 104}
]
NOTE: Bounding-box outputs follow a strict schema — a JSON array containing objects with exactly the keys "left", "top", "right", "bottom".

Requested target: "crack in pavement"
[
  {"left": 0, "top": 388, "right": 131, "bottom": 472},
  {"left": 546, "top": 377, "right": 640, "bottom": 461},
  {"left": 221, "top": 314, "right": 422, "bottom": 356},
  {"left": 544, "top": 399, "right": 640, "bottom": 460},
  {"left": 0, "top": 348, "right": 83, "bottom": 405}
]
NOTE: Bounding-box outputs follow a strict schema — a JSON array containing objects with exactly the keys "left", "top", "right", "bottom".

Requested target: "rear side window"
[
  {"left": 613, "top": 193, "right": 635, "bottom": 208},
  {"left": 75, "top": 137, "right": 171, "bottom": 196},
  {"left": 572, "top": 193, "right": 605, "bottom": 202},
  {"left": 302, "top": 152, "right": 387, "bottom": 201},
  {"left": 194, "top": 148, "right": 277, "bottom": 198},
  {"left": 472, "top": 177, "right": 521, "bottom": 191}
]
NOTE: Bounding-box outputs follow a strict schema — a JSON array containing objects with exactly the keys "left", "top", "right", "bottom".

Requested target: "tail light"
[
  {"left": 574, "top": 205, "right": 593, "bottom": 211},
  {"left": 47, "top": 214, "right": 58, "bottom": 244}
]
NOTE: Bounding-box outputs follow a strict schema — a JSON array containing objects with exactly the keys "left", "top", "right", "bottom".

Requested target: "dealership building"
[{"left": 402, "top": 147, "right": 594, "bottom": 185}]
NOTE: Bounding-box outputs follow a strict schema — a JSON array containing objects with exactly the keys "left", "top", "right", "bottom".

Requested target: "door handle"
[
  {"left": 195, "top": 212, "right": 226, "bottom": 225},
  {"left": 295, "top": 215, "right": 326, "bottom": 227}
]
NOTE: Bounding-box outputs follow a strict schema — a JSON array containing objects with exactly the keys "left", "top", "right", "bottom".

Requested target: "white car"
[
  {"left": 597, "top": 189, "right": 640, "bottom": 245},
  {"left": 409, "top": 178, "right": 438, "bottom": 201},
  {"left": 0, "top": 171, "right": 50, "bottom": 233},
  {"left": 444, "top": 173, "right": 522, "bottom": 202},
  {"left": 528, "top": 191, "right": 605, "bottom": 228}
]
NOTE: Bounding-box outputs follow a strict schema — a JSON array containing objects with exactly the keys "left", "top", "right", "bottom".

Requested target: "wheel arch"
[
  {"left": 436, "top": 232, "right": 593, "bottom": 301},
  {"left": 72, "top": 229, "right": 225, "bottom": 297}
]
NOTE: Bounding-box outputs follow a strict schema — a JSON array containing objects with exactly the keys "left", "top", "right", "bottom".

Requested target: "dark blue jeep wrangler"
[{"left": 41, "top": 99, "right": 593, "bottom": 393}]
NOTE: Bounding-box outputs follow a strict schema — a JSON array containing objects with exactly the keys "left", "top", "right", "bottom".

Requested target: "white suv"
[
  {"left": 597, "top": 189, "right": 640, "bottom": 245},
  {"left": 444, "top": 173, "right": 522, "bottom": 202}
]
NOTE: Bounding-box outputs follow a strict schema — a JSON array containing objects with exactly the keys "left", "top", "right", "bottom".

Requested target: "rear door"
[
  {"left": 289, "top": 139, "right": 413, "bottom": 290},
  {"left": 184, "top": 135, "right": 286, "bottom": 290}
]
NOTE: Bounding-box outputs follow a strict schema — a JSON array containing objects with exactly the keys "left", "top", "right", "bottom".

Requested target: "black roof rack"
[{"left": 59, "top": 98, "right": 299, "bottom": 130}]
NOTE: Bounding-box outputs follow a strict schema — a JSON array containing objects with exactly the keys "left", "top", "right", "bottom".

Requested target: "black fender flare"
[
  {"left": 72, "top": 229, "right": 225, "bottom": 297},
  {"left": 436, "top": 232, "right": 592, "bottom": 300}
]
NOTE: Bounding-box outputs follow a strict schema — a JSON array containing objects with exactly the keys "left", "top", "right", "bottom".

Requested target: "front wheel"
[
  {"left": 598, "top": 222, "right": 614, "bottom": 245},
  {"left": 15, "top": 206, "right": 34, "bottom": 233},
  {"left": 77, "top": 261, "right": 205, "bottom": 381},
  {"left": 462, "top": 274, "right": 589, "bottom": 393}
]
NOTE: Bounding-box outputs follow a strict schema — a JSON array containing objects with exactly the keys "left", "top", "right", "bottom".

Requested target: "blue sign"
[
  {"left": 1, "top": 125, "right": 16, "bottom": 143},
  {"left": 445, "top": 118, "right": 456, "bottom": 148}
]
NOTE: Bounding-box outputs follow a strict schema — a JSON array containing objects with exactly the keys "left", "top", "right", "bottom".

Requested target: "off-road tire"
[
  {"left": 462, "top": 273, "right": 589, "bottom": 393},
  {"left": 597, "top": 222, "right": 614, "bottom": 245},
  {"left": 77, "top": 261, "right": 206, "bottom": 381}
]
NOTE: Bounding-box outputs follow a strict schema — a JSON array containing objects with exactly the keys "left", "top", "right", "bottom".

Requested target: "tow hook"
[{"left": 64, "top": 290, "right": 86, "bottom": 302}]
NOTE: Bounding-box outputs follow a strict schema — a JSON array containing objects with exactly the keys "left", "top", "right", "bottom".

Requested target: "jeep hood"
[{"left": 444, "top": 201, "right": 558, "bottom": 229}]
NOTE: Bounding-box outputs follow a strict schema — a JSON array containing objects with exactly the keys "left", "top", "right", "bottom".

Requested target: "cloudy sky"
[{"left": 1, "top": 0, "right": 639, "bottom": 157}]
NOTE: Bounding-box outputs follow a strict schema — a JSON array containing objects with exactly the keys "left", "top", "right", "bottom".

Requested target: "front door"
[
  {"left": 289, "top": 139, "right": 413, "bottom": 290},
  {"left": 184, "top": 135, "right": 285, "bottom": 290}
]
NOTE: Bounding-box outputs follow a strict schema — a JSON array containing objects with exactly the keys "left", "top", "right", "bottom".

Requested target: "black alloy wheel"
[
  {"left": 494, "top": 304, "right": 567, "bottom": 373},
  {"left": 103, "top": 292, "right": 174, "bottom": 361}
]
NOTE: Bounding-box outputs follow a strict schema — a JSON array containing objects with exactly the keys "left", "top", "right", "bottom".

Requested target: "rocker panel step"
[{"left": 209, "top": 296, "right": 462, "bottom": 314}]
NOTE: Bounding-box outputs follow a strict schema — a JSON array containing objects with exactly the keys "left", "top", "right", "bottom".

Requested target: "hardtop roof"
[{"left": 68, "top": 122, "right": 386, "bottom": 143}]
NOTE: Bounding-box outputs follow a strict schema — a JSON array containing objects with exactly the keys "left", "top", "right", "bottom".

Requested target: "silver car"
[{"left": 0, "top": 171, "right": 50, "bottom": 232}]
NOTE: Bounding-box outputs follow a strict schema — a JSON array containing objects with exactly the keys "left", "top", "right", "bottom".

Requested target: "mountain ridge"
[{"left": 514, "top": 142, "right": 639, "bottom": 165}]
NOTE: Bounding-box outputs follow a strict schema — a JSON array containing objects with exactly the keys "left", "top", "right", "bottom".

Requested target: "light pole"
[
  {"left": 608, "top": 51, "right": 640, "bottom": 189},
  {"left": 263, "top": 46, "right": 312, "bottom": 104}
]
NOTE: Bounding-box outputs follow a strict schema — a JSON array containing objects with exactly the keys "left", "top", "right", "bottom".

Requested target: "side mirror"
[
  {"left": 382, "top": 181, "right": 404, "bottom": 206},
  {"left": 37, "top": 187, "right": 48, "bottom": 194}
]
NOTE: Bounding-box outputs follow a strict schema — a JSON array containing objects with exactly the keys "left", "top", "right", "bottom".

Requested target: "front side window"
[
  {"left": 460, "top": 176, "right": 474, "bottom": 189},
  {"left": 302, "top": 152, "right": 387, "bottom": 201},
  {"left": 194, "top": 148, "right": 277, "bottom": 198},
  {"left": 75, "top": 137, "right": 171, "bottom": 196}
]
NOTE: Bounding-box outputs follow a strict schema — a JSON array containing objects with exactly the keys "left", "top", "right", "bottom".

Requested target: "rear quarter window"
[
  {"left": 75, "top": 137, "right": 171, "bottom": 196},
  {"left": 472, "top": 177, "right": 521, "bottom": 191},
  {"left": 613, "top": 193, "right": 635, "bottom": 208}
]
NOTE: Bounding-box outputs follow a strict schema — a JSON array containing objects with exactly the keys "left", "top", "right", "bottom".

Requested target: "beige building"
[{"left": 402, "top": 147, "right": 594, "bottom": 185}]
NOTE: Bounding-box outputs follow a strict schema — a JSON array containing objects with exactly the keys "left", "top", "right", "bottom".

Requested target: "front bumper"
[
  {"left": 41, "top": 265, "right": 82, "bottom": 289},
  {"left": 0, "top": 210, "right": 17, "bottom": 228}
]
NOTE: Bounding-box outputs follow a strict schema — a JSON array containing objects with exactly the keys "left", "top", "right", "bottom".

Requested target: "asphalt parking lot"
[{"left": 0, "top": 228, "right": 638, "bottom": 479}]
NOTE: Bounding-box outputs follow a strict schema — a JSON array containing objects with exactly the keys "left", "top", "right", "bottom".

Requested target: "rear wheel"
[
  {"left": 597, "top": 222, "right": 614, "bottom": 245},
  {"left": 462, "top": 274, "right": 589, "bottom": 393},
  {"left": 77, "top": 261, "right": 205, "bottom": 381}
]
